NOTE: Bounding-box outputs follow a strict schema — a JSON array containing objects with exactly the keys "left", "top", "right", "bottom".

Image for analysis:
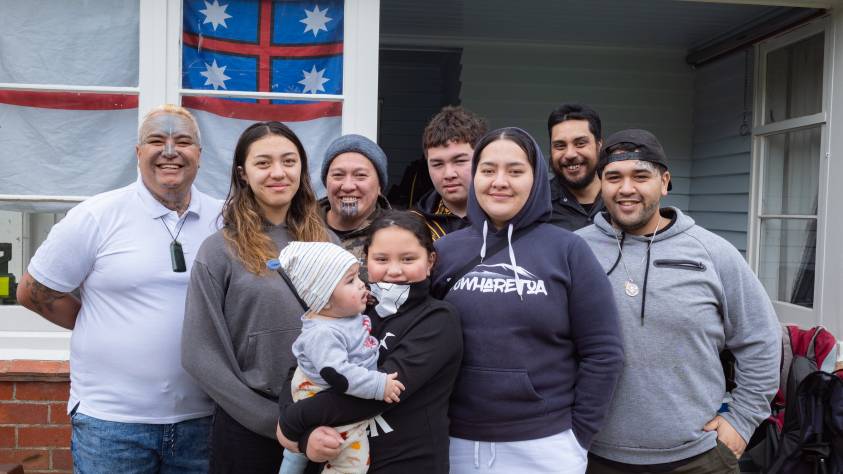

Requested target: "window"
[
  {"left": 179, "top": 0, "right": 346, "bottom": 197},
  {"left": 750, "top": 19, "right": 830, "bottom": 326},
  {"left": 0, "top": 0, "right": 380, "bottom": 359},
  {"left": 0, "top": 0, "right": 141, "bottom": 358}
]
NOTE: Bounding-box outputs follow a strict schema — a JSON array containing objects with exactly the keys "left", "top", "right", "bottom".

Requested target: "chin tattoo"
[{"left": 339, "top": 201, "right": 359, "bottom": 217}]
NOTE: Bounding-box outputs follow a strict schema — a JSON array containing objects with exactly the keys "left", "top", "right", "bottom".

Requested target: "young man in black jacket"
[
  {"left": 412, "top": 105, "right": 487, "bottom": 239},
  {"left": 547, "top": 103, "right": 605, "bottom": 231}
]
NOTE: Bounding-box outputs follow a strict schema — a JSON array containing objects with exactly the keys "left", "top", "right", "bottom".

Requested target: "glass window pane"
[
  {"left": 0, "top": 0, "right": 139, "bottom": 87},
  {"left": 182, "top": 96, "right": 341, "bottom": 198},
  {"left": 764, "top": 32, "right": 824, "bottom": 124},
  {"left": 761, "top": 126, "right": 820, "bottom": 215},
  {"left": 182, "top": 0, "right": 344, "bottom": 95},
  {"left": 0, "top": 209, "right": 69, "bottom": 305},
  {"left": 758, "top": 218, "right": 815, "bottom": 307}
]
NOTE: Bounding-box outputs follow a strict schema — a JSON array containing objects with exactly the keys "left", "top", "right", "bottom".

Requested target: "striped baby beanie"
[{"left": 277, "top": 241, "right": 359, "bottom": 313}]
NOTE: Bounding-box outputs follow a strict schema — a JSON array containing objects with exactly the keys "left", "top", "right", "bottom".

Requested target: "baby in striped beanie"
[{"left": 275, "top": 241, "right": 404, "bottom": 474}]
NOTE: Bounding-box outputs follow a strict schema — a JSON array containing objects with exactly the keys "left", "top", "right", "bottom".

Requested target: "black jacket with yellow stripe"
[{"left": 410, "top": 189, "right": 469, "bottom": 241}]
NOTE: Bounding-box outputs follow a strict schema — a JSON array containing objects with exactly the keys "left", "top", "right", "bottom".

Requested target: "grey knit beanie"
[
  {"left": 278, "top": 242, "right": 359, "bottom": 314},
  {"left": 320, "top": 134, "right": 388, "bottom": 188}
]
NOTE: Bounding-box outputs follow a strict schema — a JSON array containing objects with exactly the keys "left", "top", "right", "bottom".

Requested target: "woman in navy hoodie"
[{"left": 432, "top": 127, "right": 624, "bottom": 473}]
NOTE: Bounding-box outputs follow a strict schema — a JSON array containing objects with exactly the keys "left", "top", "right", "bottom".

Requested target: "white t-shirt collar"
[{"left": 134, "top": 175, "right": 203, "bottom": 219}]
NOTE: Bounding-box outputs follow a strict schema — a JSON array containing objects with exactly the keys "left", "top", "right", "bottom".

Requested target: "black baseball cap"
[{"left": 598, "top": 129, "right": 671, "bottom": 190}]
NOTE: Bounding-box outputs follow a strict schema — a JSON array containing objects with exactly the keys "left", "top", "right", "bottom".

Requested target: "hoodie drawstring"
[
  {"left": 609, "top": 230, "right": 654, "bottom": 325},
  {"left": 479, "top": 221, "right": 488, "bottom": 262},
  {"left": 640, "top": 243, "right": 652, "bottom": 325},
  {"left": 478, "top": 221, "right": 523, "bottom": 301},
  {"left": 473, "top": 441, "right": 480, "bottom": 469},
  {"left": 606, "top": 232, "right": 625, "bottom": 276},
  {"left": 471, "top": 441, "right": 497, "bottom": 469},
  {"left": 506, "top": 224, "right": 523, "bottom": 300}
]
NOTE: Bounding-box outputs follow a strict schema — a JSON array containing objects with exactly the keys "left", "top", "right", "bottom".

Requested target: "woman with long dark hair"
[
  {"left": 431, "top": 127, "right": 624, "bottom": 473},
  {"left": 182, "top": 121, "right": 330, "bottom": 473}
]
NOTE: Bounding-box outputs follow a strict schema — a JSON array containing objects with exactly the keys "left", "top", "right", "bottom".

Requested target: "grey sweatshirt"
[
  {"left": 576, "top": 208, "right": 780, "bottom": 464},
  {"left": 292, "top": 314, "right": 386, "bottom": 400},
  {"left": 182, "top": 224, "right": 309, "bottom": 439}
]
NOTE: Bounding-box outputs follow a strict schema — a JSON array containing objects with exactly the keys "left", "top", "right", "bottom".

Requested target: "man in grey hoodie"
[{"left": 577, "top": 129, "right": 780, "bottom": 474}]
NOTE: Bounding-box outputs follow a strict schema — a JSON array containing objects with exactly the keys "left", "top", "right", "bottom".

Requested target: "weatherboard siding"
[
  {"left": 457, "top": 42, "right": 695, "bottom": 210},
  {"left": 688, "top": 49, "right": 753, "bottom": 255}
]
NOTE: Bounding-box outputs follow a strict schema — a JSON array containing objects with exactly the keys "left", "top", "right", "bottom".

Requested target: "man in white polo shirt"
[{"left": 17, "top": 104, "right": 222, "bottom": 473}]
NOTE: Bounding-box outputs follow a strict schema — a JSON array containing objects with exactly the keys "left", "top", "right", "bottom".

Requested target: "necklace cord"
[
  {"left": 607, "top": 232, "right": 625, "bottom": 276},
  {"left": 159, "top": 215, "right": 188, "bottom": 243},
  {"left": 613, "top": 214, "right": 662, "bottom": 284},
  {"left": 158, "top": 214, "right": 189, "bottom": 273}
]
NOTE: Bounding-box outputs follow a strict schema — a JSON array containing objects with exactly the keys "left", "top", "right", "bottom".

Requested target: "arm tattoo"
[{"left": 25, "top": 278, "right": 70, "bottom": 315}]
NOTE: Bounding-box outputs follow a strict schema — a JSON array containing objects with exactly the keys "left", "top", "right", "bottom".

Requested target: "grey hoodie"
[
  {"left": 576, "top": 208, "right": 780, "bottom": 464},
  {"left": 182, "top": 224, "right": 331, "bottom": 439}
]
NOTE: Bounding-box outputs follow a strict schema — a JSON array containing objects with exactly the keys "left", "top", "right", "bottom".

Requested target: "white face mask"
[{"left": 369, "top": 282, "right": 411, "bottom": 318}]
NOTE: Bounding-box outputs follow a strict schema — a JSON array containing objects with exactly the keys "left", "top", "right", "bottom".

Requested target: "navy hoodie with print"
[{"left": 431, "top": 129, "right": 624, "bottom": 449}]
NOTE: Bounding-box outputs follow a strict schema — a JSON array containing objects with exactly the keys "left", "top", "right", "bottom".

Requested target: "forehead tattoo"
[
  {"left": 632, "top": 160, "right": 658, "bottom": 173},
  {"left": 140, "top": 114, "right": 197, "bottom": 143}
]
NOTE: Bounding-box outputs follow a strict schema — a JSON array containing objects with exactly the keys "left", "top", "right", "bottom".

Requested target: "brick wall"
[{"left": 0, "top": 361, "right": 71, "bottom": 474}]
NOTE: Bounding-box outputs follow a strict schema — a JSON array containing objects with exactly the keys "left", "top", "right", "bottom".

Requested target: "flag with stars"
[{"left": 182, "top": 0, "right": 343, "bottom": 196}]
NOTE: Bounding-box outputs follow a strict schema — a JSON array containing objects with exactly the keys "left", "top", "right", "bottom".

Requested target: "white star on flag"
[
  {"left": 298, "top": 65, "right": 330, "bottom": 94},
  {"left": 200, "top": 60, "right": 231, "bottom": 90},
  {"left": 300, "top": 5, "right": 332, "bottom": 37},
  {"left": 200, "top": 0, "right": 232, "bottom": 31}
]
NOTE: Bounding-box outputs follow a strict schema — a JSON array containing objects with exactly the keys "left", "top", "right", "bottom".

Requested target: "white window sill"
[{"left": 0, "top": 305, "right": 70, "bottom": 360}]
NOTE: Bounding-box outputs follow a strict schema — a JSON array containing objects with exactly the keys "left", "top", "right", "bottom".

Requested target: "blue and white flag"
[
  {"left": 0, "top": 0, "right": 343, "bottom": 207},
  {"left": 182, "top": 0, "right": 344, "bottom": 196}
]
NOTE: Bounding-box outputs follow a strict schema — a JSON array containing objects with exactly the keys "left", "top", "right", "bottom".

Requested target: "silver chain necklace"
[{"left": 612, "top": 214, "right": 662, "bottom": 297}]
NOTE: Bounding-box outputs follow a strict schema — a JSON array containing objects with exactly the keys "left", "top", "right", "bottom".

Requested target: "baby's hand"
[{"left": 383, "top": 372, "right": 405, "bottom": 403}]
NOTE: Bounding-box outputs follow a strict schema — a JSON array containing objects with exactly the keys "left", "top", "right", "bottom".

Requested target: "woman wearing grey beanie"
[{"left": 318, "top": 134, "right": 391, "bottom": 279}]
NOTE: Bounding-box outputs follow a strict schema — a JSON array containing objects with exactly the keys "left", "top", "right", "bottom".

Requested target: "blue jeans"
[
  {"left": 71, "top": 411, "right": 211, "bottom": 474},
  {"left": 278, "top": 449, "right": 309, "bottom": 474}
]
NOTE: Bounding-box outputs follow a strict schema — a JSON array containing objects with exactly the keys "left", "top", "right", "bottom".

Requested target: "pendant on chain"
[
  {"left": 170, "top": 241, "right": 187, "bottom": 273},
  {"left": 624, "top": 280, "right": 639, "bottom": 297}
]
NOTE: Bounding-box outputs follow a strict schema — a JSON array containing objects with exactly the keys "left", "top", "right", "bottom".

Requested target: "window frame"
[
  {"left": 747, "top": 16, "right": 832, "bottom": 327},
  {"left": 0, "top": 0, "right": 380, "bottom": 359}
]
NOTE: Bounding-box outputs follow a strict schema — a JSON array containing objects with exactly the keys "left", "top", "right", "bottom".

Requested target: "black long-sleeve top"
[{"left": 278, "top": 281, "right": 463, "bottom": 473}]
